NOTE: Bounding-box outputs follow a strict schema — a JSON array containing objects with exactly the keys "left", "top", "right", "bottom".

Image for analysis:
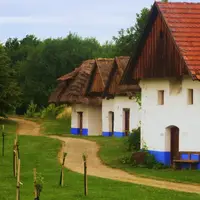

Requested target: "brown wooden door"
[
  {"left": 124, "top": 109, "right": 130, "bottom": 136},
  {"left": 109, "top": 112, "right": 114, "bottom": 136},
  {"left": 78, "top": 112, "right": 83, "bottom": 135},
  {"left": 170, "top": 127, "right": 179, "bottom": 164},
  {"left": 111, "top": 112, "right": 114, "bottom": 136}
]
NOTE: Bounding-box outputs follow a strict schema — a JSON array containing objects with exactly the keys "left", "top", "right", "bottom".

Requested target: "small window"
[
  {"left": 188, "top": 89, "right": 193, "bottom": 105},
  {"left": 158, "top": 90, "right": 164, "bottom": 105}
]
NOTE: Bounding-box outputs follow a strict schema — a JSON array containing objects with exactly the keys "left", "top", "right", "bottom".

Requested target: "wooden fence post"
[
  {"left": 2, "top": 125, "right": 5, "bottom": 156},
  {"left": 16, "top": 159, "right": 21, "bottom": 200},
  {"left": 13, "top": 139, "right": 17, "bottom": 177},
  {"left": 33, "top": 168, "right": 38, "bottom": 200},
  {"left": 59, "top": 152, "right": 67, "bottom": 187},
  {"left": 82, "top": 153, "right": 88, "bottom": 196}
]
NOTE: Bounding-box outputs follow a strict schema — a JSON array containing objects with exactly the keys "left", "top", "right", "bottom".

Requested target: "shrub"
[
  {"left": 24, "top": 101, "right": 37, "bottom": 118},
  {"left": 40, "top": 104, "right": 66, "bottom": 119},
  {"left": 130, "top": 150, "right": 167, "bottom": 169},
  {"left": 126, "top": 127, "right": 141, "bottom": 151},
  {"left": 119, "top": 155, "right": 132, "bottom": 164}
]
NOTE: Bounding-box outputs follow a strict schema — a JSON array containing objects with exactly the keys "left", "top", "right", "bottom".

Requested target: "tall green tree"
[
  {"left": 10, "top": 33, "right": 117, "bottom": 112},
  {"left": 113, "top": 8, "right": 149, "bottom": 56},
  {"left": 0, "top": 45, "right": 21, "bottom": 116}
]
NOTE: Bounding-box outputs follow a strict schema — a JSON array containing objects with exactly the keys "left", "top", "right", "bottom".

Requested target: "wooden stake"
[
  {"left": 33, "top": 168, "right": 37, "bottom": 199},
  {"left": 16, "top": 141, "right": 20, "bottom": 160},
  {"left": 13, "top": 139, "right": 17, "bottom": 177},
  {"left": 82, "top": 154, "right": 88, "bottom": 196},
  {"left": 59, "top": 152, "right": 67, "bottom": 187},
  {"left": 2, "top": 125, "right": 5, "bottom": 156},
  {"left": 16, "top": 159, "right": 20, "bottom": 200}
]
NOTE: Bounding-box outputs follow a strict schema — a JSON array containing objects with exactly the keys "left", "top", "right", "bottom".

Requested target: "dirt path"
[
  {"left": 11, "top": 117, "right": 200, "bottom": 194},
  {"left": 11, "top": 117, "right": 41, "bottom": 136}
]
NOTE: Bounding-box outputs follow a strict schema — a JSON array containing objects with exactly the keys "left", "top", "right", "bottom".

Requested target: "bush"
[
  {"left": 126, "top": 127, "right": 141, "bottom": 151},
  {"left": 24, "top": 101, "right": 37, "bottom": 118},
  {"left": 130, "top": 150, "right": 167, "bottom": 169},
  {"left": 40, "top": 104, "right": 66, "bottom": 119},
  {"left": 119, "top": 155, "right": 132, "bottom": 165}
]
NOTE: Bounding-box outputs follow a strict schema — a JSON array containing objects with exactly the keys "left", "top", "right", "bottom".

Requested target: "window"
[
  {"left": 188, "top": 89, "right": 193, "bottom": 105},
  {"left": 158, "top": 90, "right": 164, "bottom": 105}
]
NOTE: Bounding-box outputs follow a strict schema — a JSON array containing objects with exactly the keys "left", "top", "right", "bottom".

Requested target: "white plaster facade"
[
  {"left": 140, "top": 76, "right": 200, "bottom": 154},
  {"left": 102, "top": 96, "right": 141, "bottom": 136},
  {"left": 71, "top": 104, "right": 102, "bottom": 136}
]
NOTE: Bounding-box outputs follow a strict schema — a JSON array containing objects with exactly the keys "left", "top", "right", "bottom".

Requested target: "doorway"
[
  {"left": 77, "top": 112, "right": 83, "bottom": 135},
  {"left": 123, "top": 109, "right": 130, "bottom": 136},
  {"left": 109, "top": 111, "right": 114, "bottom": 136},
  {"left": 170, "top": 126, "right": 179, "bottom": 164}
]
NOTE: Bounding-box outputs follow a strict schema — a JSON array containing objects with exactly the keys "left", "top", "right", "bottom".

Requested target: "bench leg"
[
  {"left": 191, "top": 163, "right": 197, "bottom": 170},
  {"left": 173, "top": 162, "right": 176, "bottom": 170}
]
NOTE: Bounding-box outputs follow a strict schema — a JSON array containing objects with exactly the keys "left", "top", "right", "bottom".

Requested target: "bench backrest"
[{"left": 179, "top": 151, "right": 200, "bottom": 161}]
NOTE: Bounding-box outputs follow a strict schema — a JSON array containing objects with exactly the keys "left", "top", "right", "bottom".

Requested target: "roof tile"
[{"left": 157, "top": 2, "right": 200, "bottom": 80}]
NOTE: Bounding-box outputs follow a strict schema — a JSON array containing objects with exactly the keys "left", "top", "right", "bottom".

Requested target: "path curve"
[{"left": 11, "top": 117, "right": 200, "bottom": 194}]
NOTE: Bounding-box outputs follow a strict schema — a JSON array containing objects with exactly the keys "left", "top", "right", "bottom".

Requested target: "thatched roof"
[
  {"left": 49, "top": 57, "right": 140, "bottom": 106},
  {"left": 49, "top": 59, "right": 102, "bottom": 106},
  {"left": 103, "top": 56, "right": 141, "bottom": 98},
  {"left": 49, "top": 81, "right": 66, "bottom": 103},
  {"left": 57, "top": 67, "right": 81, "bottom": 81},
  {"left": 86, "top": 58, "right": 114, "bottom": 95}
]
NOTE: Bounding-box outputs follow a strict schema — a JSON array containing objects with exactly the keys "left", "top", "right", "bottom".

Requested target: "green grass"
[
  {"left": 1, "top": 119, "right": 199, "bottom": 200},
  {"left": 40, "top": 118, "right": 71, "bottom": 135},
  {"left": 23, "top": 117, "right": 71, "bottom": 135},
  {"left": 88, "top": 137, "right": 200, "bottom": 184},
  {"left": 38, "top": 118, "right": 200, "bottom": 185}
]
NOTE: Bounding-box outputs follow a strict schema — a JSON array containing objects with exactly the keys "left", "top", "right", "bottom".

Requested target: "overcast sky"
[{"left": 0, "top": 0, "right": 200, "bottom": 43}]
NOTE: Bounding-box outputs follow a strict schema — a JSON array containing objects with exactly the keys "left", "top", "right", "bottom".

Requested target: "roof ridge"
[{"left": 156, "top": 1, "right": 200, "bottom": 5}]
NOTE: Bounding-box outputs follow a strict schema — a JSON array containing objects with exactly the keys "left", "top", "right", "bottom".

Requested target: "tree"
[
  {"left": 0, "top": 45, "right": 21, "bottom": 116},
  {"left": 11, "top": 33, "right": 117, "bottom": 112},
  {"left": 113, "top": 8, "right": 149, "bottom": 56}
]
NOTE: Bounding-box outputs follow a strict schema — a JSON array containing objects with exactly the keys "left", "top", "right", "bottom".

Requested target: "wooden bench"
[{"left": 173, "top": 152, "right": 200, "bottom": 170}]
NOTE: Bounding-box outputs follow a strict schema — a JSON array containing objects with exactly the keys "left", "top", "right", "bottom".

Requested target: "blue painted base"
[
  {"left": 148, "top": 150, "right": 171, "bottom": 166},
  {"left": 114, "top": 132, "right": 125, "bottom": 138},
  {"left": 148, "top": 150, "right": 200, "bottom": 169},
  {"left": 102, "top": 132, "right": 126, "bottom": 137},
  {"left": 102, "top": 132, "right": 113, "bottom": 137},
  {"left": 71, "top": 128, "right": 79, "bottom": 135},
  {"left": 71, "top": 128, "right": 88, "bottom": 136},
  {"left": 181, "top": 153, "right": 200, "bottom": 169}
]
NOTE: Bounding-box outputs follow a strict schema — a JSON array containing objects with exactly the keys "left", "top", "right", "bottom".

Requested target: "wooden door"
[
  {"left": 78, "top": 112, "right": 83, "bottom": 135},
  {"left": 111, "top": 112, "right": 114, "bottom": 135},
  {"left": 109, "top": 112, "right": 114, "bottom": 136},
  {"left": 170, "top": 127, "right": 179, "bottom": 164},
  {"left": 124, "top": 109, "right": 130, "bottom": 136}
]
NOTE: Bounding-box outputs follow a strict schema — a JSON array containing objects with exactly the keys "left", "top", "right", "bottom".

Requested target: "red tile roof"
[{"left": 157, "top": 2, "right": 200, "bottom": 80}]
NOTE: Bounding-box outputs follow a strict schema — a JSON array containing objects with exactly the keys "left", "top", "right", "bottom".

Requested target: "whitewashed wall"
[
  {"left": 88, "top": 106, "right": 102, "bottom": 136},
  {"left": 71, "top": 104, "right": 88, "bottom": 129},
  {"left": 102, "top": 99, "right": 114, "bottom": 133},
  {"left": 140, "top": 76, "right": 200, "bottom": 152},
  {"left": 71, "top": 104, "right": 102, "bottom": 136},
  {"left": 114, "top": 96, "right": 141, "bottom": 132},
  {"left": 102, "top": 97, "right": 141, "bottom": 135}
]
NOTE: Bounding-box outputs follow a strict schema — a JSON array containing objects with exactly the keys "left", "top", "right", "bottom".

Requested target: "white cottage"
[
  {"left": 49, "top": 59, "right": 102, "bottom": 136},
  {"left": 101, "top": 57, "right": 141, "bottom": 137},
  {"left": 121, "top": 2, "right": 200, "bottom": 168}
]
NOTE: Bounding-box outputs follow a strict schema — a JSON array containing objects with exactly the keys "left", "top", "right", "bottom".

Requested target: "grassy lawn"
[
  {"left": 38, "top": 118, "right": 200, "bottom": 185},
  {"left": 40, "top": 118, "right": 71, "bottom": 135},
  {"left": 88, "top": 137, "right": 200, "bottom": 184},
  {"left": 0, "top": 119, "right": 199, "bottom": 200}
]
